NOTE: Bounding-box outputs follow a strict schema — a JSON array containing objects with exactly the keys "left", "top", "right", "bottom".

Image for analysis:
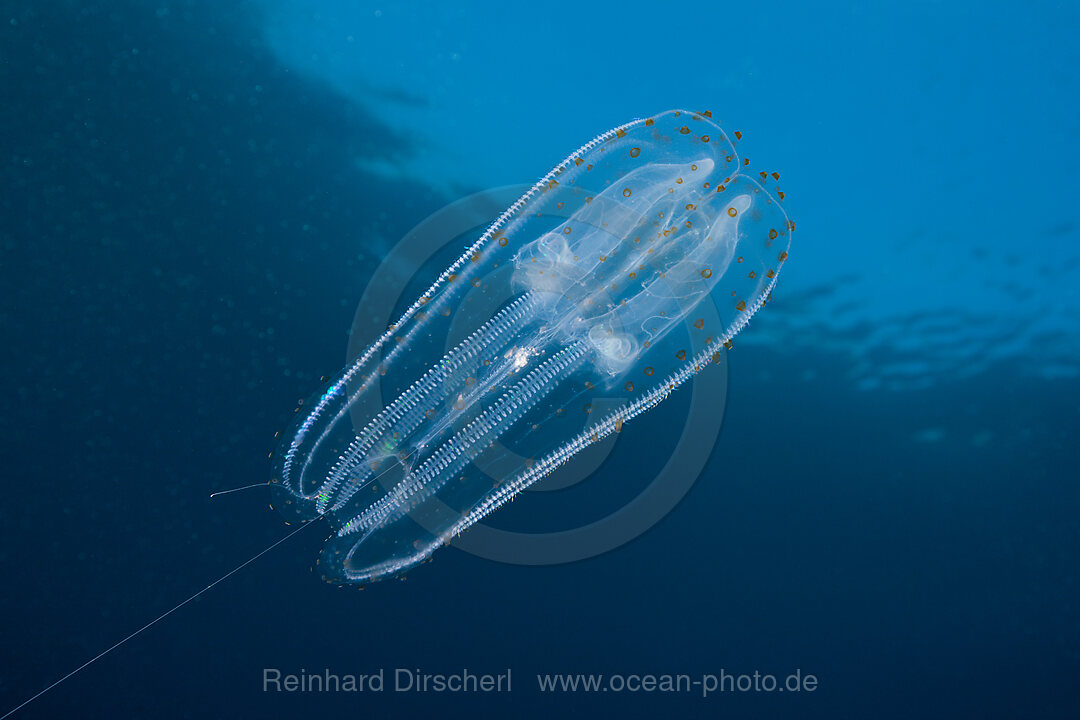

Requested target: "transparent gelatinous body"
[{"left": 271, "top": 109, "right": 792, "bottom": 583}]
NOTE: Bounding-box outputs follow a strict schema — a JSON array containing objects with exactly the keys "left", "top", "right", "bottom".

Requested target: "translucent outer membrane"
[{"left": 270, "top": 109, "right": 792, "bottom": 583}]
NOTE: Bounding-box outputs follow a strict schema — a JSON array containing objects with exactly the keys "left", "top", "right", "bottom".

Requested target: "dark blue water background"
[{"left": 1, "top": 1, "right": 1077, "bottom": 717}]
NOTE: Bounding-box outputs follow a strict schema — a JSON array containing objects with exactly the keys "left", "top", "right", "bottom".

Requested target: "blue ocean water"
[{"left": 1, "top": 1, "right": 1077, "bottom": 718}]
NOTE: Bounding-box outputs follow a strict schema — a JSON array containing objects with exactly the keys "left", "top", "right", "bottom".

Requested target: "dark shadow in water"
[
  {"left": 0, "top": 2, "right": 448, "bottom": 716},
  {"left": 0, "top": 0, "right": 446, "bottom": 439}
]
